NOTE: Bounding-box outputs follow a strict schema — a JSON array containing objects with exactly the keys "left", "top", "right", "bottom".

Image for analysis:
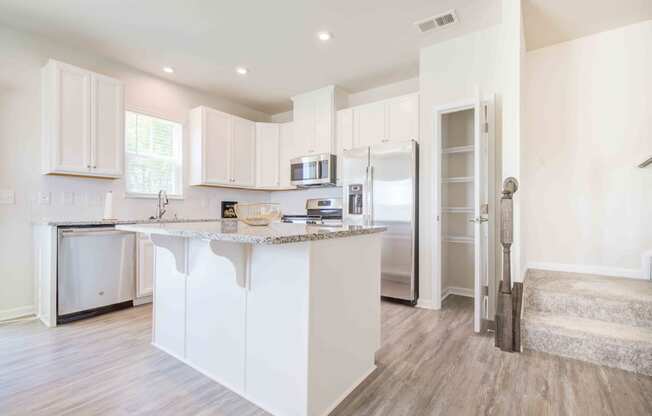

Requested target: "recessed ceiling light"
[
  {"left": 317, "top": 31, "right": 332, "bottom": 41},
  {"left": 236, "top": 66, "right": 248, "bottom": 75},
  {"left": 162, "top": 66, "right": 174, "bottom": 74}
]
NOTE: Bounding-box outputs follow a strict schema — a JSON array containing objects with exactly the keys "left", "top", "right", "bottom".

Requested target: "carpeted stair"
[{"left": 521, "top": 269, "right": 652, "bottom": 376}]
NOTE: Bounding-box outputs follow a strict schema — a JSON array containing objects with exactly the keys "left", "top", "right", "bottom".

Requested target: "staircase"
[{"left": 521, "top": 269, "right": 652, "bottom": 376}]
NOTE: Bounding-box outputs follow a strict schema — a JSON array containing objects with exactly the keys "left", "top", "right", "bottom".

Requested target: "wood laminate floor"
[{"left": 1, "top": 296, "right": 651, "bottom": 416}]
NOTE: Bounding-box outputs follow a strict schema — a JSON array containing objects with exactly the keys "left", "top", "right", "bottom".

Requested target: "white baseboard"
[
  {"left": 0, "top": 305, "right": 36, "bottom": 322},
  {"left": 441, "top": 286, "right": 474, "bottom": 301},
  {"left": 416, "top": 299, "right": 438, "bottom": 310},
  {"left": 527, "top": 262, "right": 645, "bottom": 280}
]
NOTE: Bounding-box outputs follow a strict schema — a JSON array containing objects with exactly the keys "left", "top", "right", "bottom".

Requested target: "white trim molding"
[
  {"left": 0, "top": 305, "right": 36, "bottom": 322},
  {"left": 441, "top": 286, "right": 474, "bottom": 301},
  {"left": 527, "top": 262, "right": 644, "bottom": 280},
  {"left": 416, "top": 299, "right": 439, "bottom": 310},
  {"left": 642, "top": 251, "right": 652, "bottom": 281}
]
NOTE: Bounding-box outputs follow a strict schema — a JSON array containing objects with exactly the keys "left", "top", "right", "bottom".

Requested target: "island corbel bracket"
[
  {"left": 150, "top": 234, "right": 188, "bottom": 274},
  {"left": 208, "top": 240, "right": 252, "bottom": 289}
]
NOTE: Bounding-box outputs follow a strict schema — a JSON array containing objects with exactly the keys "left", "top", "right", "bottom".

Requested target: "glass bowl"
[{"left": 234, "top": 203, "right": 282, "bottom": 226}]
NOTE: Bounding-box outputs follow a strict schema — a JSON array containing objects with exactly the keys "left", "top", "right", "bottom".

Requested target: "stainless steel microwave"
[{"left": 290, "top": 153, "right": 337, "bottom": 187}]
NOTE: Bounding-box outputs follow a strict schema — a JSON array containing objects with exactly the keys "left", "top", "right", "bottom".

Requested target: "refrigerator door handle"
[
  {"left": 368, "top": 165, "right": 374, "bottom": 226},
  {"left": 364, "top": 165, "right": 370, "bottom": 224}
]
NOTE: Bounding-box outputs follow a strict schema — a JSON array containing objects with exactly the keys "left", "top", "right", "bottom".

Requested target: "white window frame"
[{"left": 124, "top": 106, "right": 184, "bottom": 199}]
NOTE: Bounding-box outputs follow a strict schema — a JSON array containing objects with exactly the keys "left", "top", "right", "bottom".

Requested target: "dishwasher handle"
[{"left": 60, "top": 228, "right": 133, "bottom": 237}]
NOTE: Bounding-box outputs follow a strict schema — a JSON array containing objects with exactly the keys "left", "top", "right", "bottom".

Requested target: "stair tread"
[
  {"left": 526, "top": 269, "right": 652, "bottom": 304},
  {"left": 523, "top": 312, "right": 652, "bottom": 344}
]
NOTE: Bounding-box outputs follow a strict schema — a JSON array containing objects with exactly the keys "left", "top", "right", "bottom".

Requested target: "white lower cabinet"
[{"left": 136, "top": 234, "right": 154, "bottom": 301}]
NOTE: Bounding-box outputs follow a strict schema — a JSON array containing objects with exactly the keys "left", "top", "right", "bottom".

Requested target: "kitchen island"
[{"left": 116, "top": 220, "right": 386, "bottom": 416}]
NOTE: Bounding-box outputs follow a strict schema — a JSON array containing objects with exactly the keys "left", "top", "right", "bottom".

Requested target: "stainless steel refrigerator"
[{"left": 342, "top": 140, "right": 418, "bottom": 304}]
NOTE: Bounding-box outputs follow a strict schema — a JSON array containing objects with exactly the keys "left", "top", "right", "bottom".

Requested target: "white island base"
[{"left": 140, "top": 229, "right": 382, "bottom": 416}]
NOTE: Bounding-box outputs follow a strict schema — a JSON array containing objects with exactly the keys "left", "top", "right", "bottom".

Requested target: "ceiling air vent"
[{"left": 414, "top": 10, "right": 458, "bottom": 33}]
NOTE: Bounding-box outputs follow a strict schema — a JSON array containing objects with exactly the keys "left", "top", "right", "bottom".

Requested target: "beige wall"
[
  {"left": 522, "top": 20, "right": 652, "bottom": 278},
  {"left": 270, "top": 77, "right": 420, "bottom": 122},
  {"left": 0, "top": 25, "right": 273, "bottom": 317},
  {"left": 419, "top": 24, "right": 506, "bottom": 308},
  {"left": 347, "top": 77, "right": 419, "bottom": 107}
]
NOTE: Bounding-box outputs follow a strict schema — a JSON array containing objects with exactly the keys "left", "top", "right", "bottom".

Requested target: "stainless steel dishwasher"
[{"left": 57, "top": 226, "right": 136, "bottom": 324}]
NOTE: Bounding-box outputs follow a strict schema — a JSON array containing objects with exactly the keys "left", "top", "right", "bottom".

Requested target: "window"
[{"left": 125, "top": 110, "right": 183, "bottom": 197}]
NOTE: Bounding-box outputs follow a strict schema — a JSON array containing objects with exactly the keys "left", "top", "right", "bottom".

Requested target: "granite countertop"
[
  {"left": 116, "top": 220, "right": 386, "bottom": 245},
  {"left": 40, "top": 218, "right": 222, "bottom": 227}
]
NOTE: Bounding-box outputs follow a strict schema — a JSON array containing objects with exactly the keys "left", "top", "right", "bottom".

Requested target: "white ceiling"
[
  {"left": 523, "top": 0, "right": 652, "bottom": 51},
  {"left": 0, "top": 0, "right": 500, "bottom": 114}
]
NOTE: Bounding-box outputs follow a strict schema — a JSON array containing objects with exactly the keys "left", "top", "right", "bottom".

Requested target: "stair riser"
[
  {"left": 524, "top": 289, "right": 652, "bottom": 328},
  {"left": 522, "top": 324, "right": 652, "bottom": 376}
]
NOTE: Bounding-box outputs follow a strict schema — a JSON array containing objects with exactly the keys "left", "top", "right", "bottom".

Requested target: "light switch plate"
[
  {"left": 0, "top": 190, "right": 15, "bottom": 205},
  {"left": 38, "top": 192, "right": 51, "bottom": 205}
]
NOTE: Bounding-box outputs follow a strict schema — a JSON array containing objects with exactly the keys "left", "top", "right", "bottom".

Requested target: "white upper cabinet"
[
  {"left": 231, "top": 117, "right": 256, "bottom": 187},
  {"left": 91, "top": 74, "right": 124, "bottom": 176},
  {"left": 354, "top": 101, "right": 386, "bottom": 148},
  {"left": 192, "top": 106, "right": 231, "bottom": 185},
  {"left": 42, "top": 60, "right": 124, "bottom": 178},
  {"left": 189, "top": 106, "right": 255, "bottom": 188},
  {"left": 291, "top": 85, "right": 348, "bottom": 156},
  {"left": 351, "top": 93, "right": 420, "bottom": 148},
  {"left": 386, "top": 93, "right": 419, "bottom": 142},
  {"left": 336, "top": 108, "right": 354, "bottom": 154},
  {"left": 335, "top": 109, "right": 353, "bottom": 185},
  {"left": 255, "top": 123, "right": 280, "bottom": 189},
  {"left": 278, "top": 122, "right": 295, "bottom": 190}
]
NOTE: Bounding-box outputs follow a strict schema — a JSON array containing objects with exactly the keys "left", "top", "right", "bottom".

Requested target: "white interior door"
[{"left": 473, "top": 94, "right": 494, "bottom": 333}]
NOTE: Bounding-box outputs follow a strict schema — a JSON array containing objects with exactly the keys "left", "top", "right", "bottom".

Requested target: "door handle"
[{"left": 469, "top": 216, "right": 489, "bottom": 223}]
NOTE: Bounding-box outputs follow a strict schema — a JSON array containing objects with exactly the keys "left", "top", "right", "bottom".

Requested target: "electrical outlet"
[
  {"left": 63, "top": 192, "right": 75, "bottom": 206},
  {"left": 85, "top": 193, "right": 102, "bottom": 207},
  {"left": 38, "top": 192, "right": 51, "bottom": 205},
  {"left": 0, "top": 190, "right": 15, "bottom": 205}
]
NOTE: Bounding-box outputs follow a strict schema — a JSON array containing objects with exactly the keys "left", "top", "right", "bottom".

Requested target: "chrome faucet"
[{"left": 150, "top": 190, "right": 169, "bottom": 220}]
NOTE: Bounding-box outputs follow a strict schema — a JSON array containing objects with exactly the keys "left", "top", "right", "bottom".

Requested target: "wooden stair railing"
[{"left": 495, "top": 177, "right": 523, "bottom": 352}]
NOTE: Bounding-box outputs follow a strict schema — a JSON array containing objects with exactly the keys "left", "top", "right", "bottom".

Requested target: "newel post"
[{"left": 495, "top": 177, "right": 522, "bottom": 352}]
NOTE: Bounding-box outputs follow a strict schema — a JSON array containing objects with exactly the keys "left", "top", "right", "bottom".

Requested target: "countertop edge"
[{"left": 115, "top": 223, "right": 387, "bottom": 245}]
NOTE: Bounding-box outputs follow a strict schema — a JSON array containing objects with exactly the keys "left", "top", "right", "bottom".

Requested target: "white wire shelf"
[
  {"left": 442, "top": 176, "right": 473, "bottom": 184},
  {"left": 442, "top": 145, "right": 474, "bottom": 154},
  {"left": 442, "top": 207, "right": 473, "bottom": 213},
  {"left": 444, "top": 235, "right": 474, "bottom": 244}
]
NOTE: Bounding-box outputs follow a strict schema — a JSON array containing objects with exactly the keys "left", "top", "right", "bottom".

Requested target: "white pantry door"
[{"left": 473, "top": 94, "right": 495, "bottom": 333}]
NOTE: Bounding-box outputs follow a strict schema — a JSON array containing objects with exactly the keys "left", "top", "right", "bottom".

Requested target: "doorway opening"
[{"left": 434, "top": 97, "right": 496, "bottom": 333}]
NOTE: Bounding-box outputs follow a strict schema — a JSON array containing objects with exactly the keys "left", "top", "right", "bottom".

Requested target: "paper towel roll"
[{"left": 103, "top": 191, "right": 114, "bottom": 220}]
